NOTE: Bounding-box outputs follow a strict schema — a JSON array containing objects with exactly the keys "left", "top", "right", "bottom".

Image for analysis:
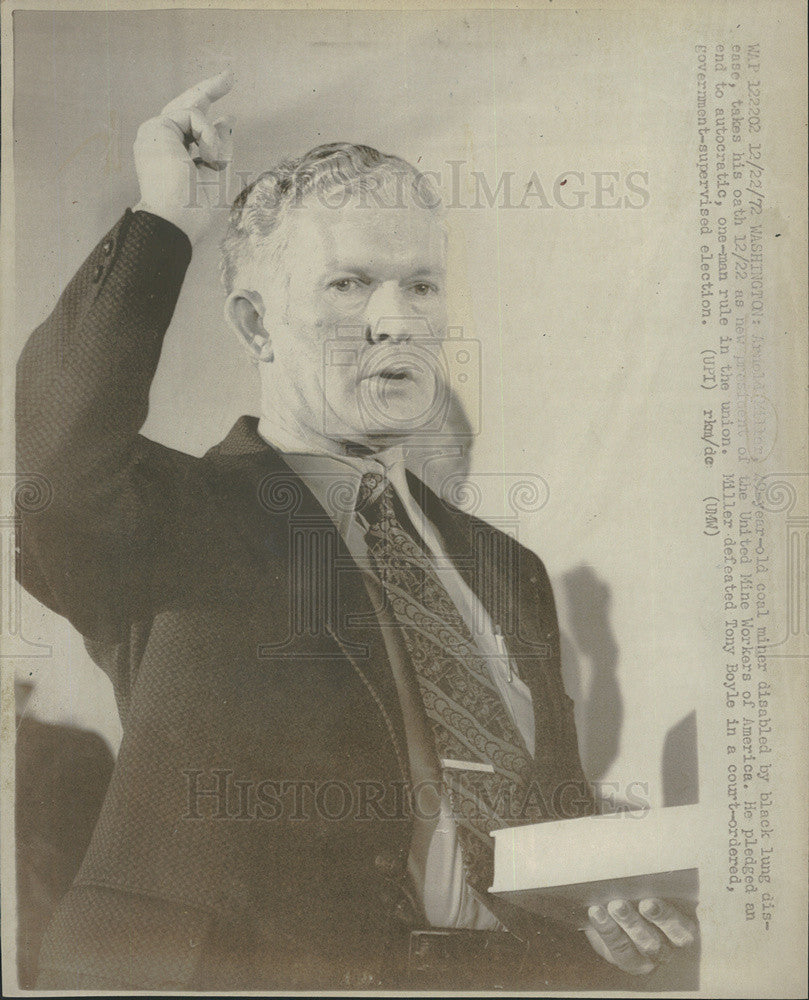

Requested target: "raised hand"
[{"left": 133, "top": 70, "right": 235, "bottom": 243}]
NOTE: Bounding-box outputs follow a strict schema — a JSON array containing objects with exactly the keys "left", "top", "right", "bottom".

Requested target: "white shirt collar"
[{"left": 257, "top": 413, "right": 413, "bottom": 539}]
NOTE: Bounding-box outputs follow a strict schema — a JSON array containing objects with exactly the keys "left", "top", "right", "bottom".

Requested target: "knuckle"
[
  {"left": 660, "top": 916, "right": 696, "bottom": 945},
  {"left": 607, "top": 900, "right": 633, "bottom": 921},
  {"left": 672, "top": 930, "right": 695, "bottom": 948},
  {"left": 638, "top": 898, "right": 665, "bottom": 920},
  {"left": 636, "top": 935, "right": 662, "bottom": 957},
  {"left": 598, "top": 924, "right": 623, "bottom": 944}
]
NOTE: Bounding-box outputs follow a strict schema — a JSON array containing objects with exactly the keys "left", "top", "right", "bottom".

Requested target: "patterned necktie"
[{"left": 355, "top": 470, "right": 540, "bottom": 894}]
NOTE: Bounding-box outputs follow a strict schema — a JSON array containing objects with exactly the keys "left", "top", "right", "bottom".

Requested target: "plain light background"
[{"left": 11, "top": 6, "right": 705, "bottom": 802}]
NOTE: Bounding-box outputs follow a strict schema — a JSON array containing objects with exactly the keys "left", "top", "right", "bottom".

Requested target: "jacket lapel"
[{"left": 209, "top": 417, "right": 410, "bottom": 780}]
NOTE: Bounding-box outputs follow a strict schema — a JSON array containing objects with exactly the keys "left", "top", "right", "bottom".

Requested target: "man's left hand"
[{"left": 584, "top": 898, "right": 698, "bottom": 975}]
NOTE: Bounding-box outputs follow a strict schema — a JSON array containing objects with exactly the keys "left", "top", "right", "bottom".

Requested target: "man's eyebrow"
[
  {"left": 407, "top": 266, "right": 443, "bottom": 279},
  {"left": 317, "top": 262, "right": 444, "bottom": 282},
  {"left": 319, "top": 264, "right": 373, "bottom": 281}
]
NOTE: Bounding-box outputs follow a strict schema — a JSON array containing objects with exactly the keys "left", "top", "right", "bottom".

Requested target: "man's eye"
[
  {"left": 411, "top": 282, "right": 437, "bottom": 296},
  {"left": 329, "top": 278, "right": 362, "bottom": 292}
]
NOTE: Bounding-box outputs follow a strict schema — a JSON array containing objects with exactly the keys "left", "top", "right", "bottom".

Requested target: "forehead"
[{"left": 283, "top": 201, "right": 447, "bottom": 274}]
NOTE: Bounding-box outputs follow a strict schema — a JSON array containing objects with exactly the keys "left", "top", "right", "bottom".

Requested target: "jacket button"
[{"left": 101, "top": 239, "right": 114, "bottom": 256}]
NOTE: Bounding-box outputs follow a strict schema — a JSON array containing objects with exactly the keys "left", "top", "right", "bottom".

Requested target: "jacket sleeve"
[{"left": 16, "top": 209, "right": 193, "bottom": 641}]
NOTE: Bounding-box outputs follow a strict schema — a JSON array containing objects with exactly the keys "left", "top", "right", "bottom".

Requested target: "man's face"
[{"left": 257, "top": 196, "right": 448, "bottom": 447}]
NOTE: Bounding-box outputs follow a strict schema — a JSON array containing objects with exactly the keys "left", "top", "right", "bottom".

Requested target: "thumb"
[
  {"left": 210, "top": 115, "right": 236, "bottom": 170},
  {"left": 213, "top": 114, "right": 237, "bottom": 134}
]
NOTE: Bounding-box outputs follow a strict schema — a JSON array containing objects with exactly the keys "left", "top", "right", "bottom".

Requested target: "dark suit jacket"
[{"left": 16, "top": 209, "right": 604, "bottom": 990}]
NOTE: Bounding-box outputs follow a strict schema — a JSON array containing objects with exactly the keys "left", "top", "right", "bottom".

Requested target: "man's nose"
[{"left": 364, "top": 286, "right": 429, "bottom": 344}]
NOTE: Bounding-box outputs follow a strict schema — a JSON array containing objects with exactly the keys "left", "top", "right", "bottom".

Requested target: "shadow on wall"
[
  {"left": 662, "top": 709, "right": 699, "bottom": 807},
  {"left": 15, "top": 683, "right": 115, "bottom": 989},
  {"left": 560, "top": 566, "right": 698, "bottom": 806},
  {"left": 559, "top": 565, "right": 623, "bottom": 783}
]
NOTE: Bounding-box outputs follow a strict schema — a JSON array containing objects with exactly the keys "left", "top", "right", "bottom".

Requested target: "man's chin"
[
  {"left": 339, "top": 426, "right": 416, "bottom": 454},
  {"left": 327, "top": 394, "right": 450, "bottom": 451}
]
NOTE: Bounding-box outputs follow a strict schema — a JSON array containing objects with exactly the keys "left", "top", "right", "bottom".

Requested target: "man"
[{"left": 16, "top": 72, "right": 697, "bottom": 990}]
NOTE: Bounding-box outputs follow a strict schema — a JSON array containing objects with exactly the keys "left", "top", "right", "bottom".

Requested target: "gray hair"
[{"left": 220, "top": 142, "right": 444, "bottom": 293}]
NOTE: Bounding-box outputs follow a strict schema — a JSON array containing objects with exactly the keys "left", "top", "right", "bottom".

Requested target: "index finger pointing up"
[{"left": 161, "top": 70, "right": 234, "bottom": 115}]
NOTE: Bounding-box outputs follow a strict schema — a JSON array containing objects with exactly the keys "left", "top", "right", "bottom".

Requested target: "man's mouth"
[{"left": 367, "top": 366, "right": 412, "bottom": 381}]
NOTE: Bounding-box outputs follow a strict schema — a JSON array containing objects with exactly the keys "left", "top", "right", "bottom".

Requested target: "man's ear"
[{"left": 224, "top": 289, "right": 274, "bottom": 363}]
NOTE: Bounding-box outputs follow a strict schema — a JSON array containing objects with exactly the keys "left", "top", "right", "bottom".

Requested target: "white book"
[{"left": 489, "top": 805, "right": 699, "bottom": 926}]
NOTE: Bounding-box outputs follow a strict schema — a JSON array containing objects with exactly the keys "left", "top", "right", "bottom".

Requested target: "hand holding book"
[
  {"left": 584, "top": 898, "right": 698, "bottom": 976},
  {"left": 490, "top": 805, "right": 701, "bottom": 977}
]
